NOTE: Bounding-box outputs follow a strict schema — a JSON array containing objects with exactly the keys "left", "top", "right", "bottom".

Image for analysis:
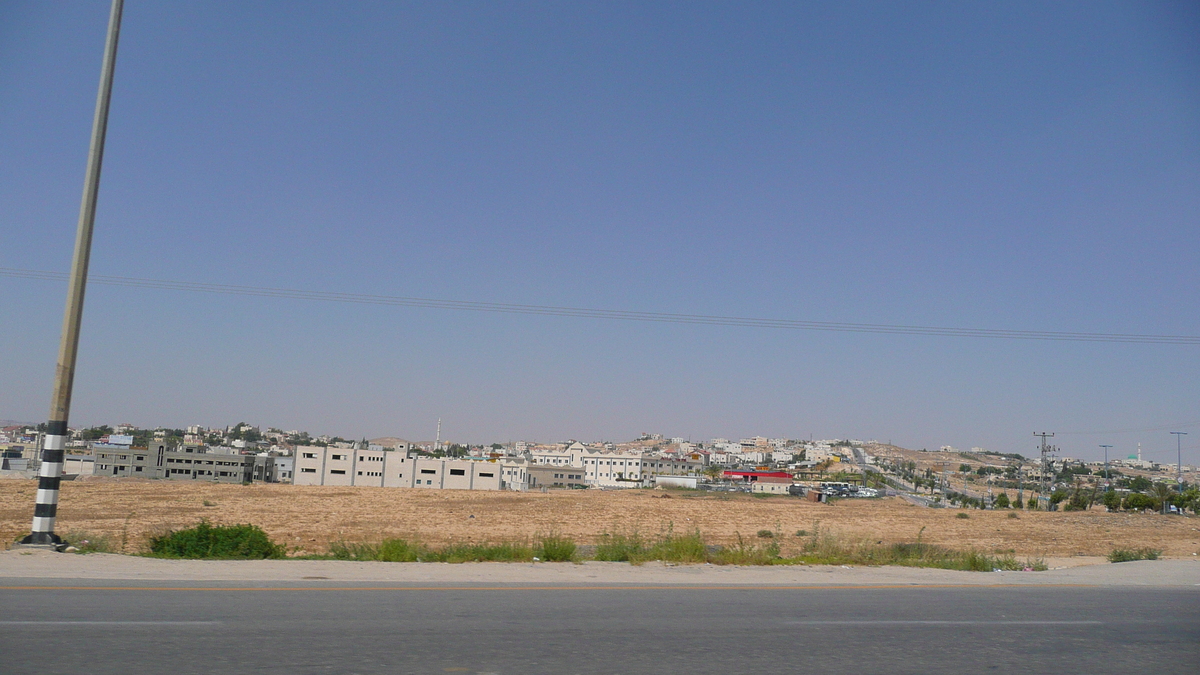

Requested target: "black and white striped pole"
[{"left": 20, "top": 0, "right": 123, "bottom": 548}]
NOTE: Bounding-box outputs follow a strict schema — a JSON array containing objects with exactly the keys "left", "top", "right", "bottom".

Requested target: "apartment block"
[{"left": 292, "top": 445, "right": 503, "bottom": 490}]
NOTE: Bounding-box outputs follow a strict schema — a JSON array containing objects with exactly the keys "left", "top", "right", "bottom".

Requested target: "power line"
[
  {"left": 3, "top": 265, "right": 1200, "bottom": 345},
  {"left": 1057, "top": 421, "right": 1200, "bottom": 435}
]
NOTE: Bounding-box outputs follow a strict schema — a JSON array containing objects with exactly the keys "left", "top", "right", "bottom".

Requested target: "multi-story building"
[
  {"left": 93, "top": 442, "right": 255, "bottom": 483},
  {"left": 292, "top": 445, "right": 503, "bottom": 490}
]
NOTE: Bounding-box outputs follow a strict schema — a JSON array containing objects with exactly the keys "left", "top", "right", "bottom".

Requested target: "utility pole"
[
  {"left": 1035, "top": 432, "right": 1055, "bottom": 511},
  {"left": 20, "top": 0, "right": 124, "bottom": 548},
  {"left": 1099, "top": 445, "right": 1113, "bottom": 489},
  {"left": 1170, "top": 432, "right": 1187, "bottom": 495},
  {"left": 1015, "top": 463, "right": 1024, "bottom": 509}
]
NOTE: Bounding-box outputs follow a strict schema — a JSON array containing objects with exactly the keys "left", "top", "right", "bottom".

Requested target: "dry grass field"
[{"left": 2, "top": 478, "right": 1198, "bottom": 558}]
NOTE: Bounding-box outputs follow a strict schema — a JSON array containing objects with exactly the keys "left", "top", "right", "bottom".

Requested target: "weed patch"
[
  {"left": 1107, "top": 547, "right": 1161, "bottom": 563},
  {"left": 60, "top": 530, "right": 118, "bottom": 554},
  {"left": 537, "top": 535, "right": 577, "bottom": 562}
]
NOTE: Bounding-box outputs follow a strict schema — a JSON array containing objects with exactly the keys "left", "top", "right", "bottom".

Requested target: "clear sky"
[{"left": 1, "top": 1, "right": 1197, "bottom": 462}]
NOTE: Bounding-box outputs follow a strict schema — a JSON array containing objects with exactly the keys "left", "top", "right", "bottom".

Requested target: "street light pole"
[
  {"left": 1170, "top": 432, "right": 1187, "bottom": 495},
  {"left": 20, "top": 0, "right": 124, "bottom": 547},
  {"left": 1099, "top": 444, "right": 1113, "bottom": 488}
]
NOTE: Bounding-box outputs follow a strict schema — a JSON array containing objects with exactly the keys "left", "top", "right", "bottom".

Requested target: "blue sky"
[{"left": 1, "top": 1, "right": 1197, "bottom": 461}]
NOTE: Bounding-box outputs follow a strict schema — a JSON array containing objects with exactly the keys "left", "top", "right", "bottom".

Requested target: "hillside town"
[{"left": 1, "top": 421, "right": 1195, "bottom": 513}]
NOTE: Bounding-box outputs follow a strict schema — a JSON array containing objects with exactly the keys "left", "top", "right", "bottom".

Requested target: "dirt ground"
[{"left": 2, "top": 479, "right": 1198, "bottom": 558}]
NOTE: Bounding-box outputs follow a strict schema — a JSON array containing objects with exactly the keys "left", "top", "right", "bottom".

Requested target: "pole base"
[
  {"left": 12, "top": 543, "right": 69, "bottom": 552},
  {"left": 17, "top": 532, "right": 66, "bottom": 551}
]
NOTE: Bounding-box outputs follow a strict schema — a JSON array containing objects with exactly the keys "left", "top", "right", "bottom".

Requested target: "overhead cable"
[{"left": 2, "top": 266, "right": 1198, "bottom": 345}]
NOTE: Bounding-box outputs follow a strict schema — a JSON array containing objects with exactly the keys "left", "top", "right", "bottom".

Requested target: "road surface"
[{"left": 2, "top": 577, "right": 1196, "bottom": 674}]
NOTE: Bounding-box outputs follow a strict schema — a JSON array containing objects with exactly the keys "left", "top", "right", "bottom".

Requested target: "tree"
[
  {"left": 959, "top": 464, "right": 972, "bottom": 473},
  {"left": 994, "top": 493, "right": 1010, "bottom": 508},
  {"left": 1151, "top": 483, "right": 1176, "bottom": 514},
  {"left": 1102, "top": 490, "right": 1121, "bottom": 511},
  {"left": 1123, "top": 493, "right": 1154, "bottom": 511},
  {"left": 1128, "top": 475, "right": 1152, "bottom": 492}
]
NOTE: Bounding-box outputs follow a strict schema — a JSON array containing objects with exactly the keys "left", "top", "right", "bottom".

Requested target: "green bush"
[
  {"left": 994, "top": 493, "right": 1010, "bottom": 509},
  {"left": 1107, "top": 547, "right": 1161, "bottom": 563},
  {"left": 1123, "top": 493, "right": 1155, "bottom": 511},
  {"left": 148, "top": 521, "right": 284, "bottom": 559},
  {"left": 1102, "top": 490, "right": 1121, "bottom": 511},
  {"left": 956, "top": 512, "right": 970, "bottom": 519},
  {"left": 537, "top": 535, "right": 577, "bottom": 562},
  {"left": 756, "top": 529, "right": 775, "bottom": 538}
]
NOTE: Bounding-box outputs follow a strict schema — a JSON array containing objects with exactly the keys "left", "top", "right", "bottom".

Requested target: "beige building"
[
  {"left": 751, "top": 476, "right": 793, "bottom": 494},
  {"left": 293, "top": 445, "right": 502, "bottom": 490},
  {"left": 528, "top": 442, "right": 702, "bottom": 488}
]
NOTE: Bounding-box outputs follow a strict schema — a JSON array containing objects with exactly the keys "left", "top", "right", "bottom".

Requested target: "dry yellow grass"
[{"left": 2, "top": 479, "right": 1197, "bottom": 557}]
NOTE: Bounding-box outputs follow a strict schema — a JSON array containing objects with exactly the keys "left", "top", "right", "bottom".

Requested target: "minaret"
[
  {"left": 1137, "top": 442, "right": 1142, "bottom": 462},
  {"left": 435, "top": 418, "right": 442, "bottom": 452}
]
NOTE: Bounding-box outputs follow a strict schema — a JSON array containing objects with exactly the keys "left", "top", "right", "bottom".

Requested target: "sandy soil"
[{"left": 2, "top": 479, "right": 1198, "bottom": 558}]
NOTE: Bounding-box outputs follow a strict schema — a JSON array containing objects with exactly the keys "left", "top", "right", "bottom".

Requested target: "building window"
[
  {"left": 302, "top": 453, "right": 316, "bottom": 459},
  {"left": 420, "top": 469, "right": 436, "bottom": 475},
  {"left": 479, "top": 472, "right": 493, "bottom": 478},
  {"left": 330, "top": 469, "right": 346, "bottom": 474},
  {"left": 449, "top": 469, "right": 465, "bottom": 476}
]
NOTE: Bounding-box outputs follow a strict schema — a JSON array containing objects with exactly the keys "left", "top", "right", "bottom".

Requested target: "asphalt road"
[{"left": 1, "top": 580, "right": 1196, "bottom": 675}]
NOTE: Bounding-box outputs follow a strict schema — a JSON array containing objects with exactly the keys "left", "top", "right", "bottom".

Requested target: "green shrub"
[
  {"left": 148, "top": 521, "right": 284, "bottom": 559},
  {"left": 537, "top": 535, "right": 577, "bottom": 562},
  {"left": 1107, "top": 547, "right": 1161, "bottom": 563},
  {"left": 756, "top": 529, "right": 775, "bottom": 538},
  {"left": 956, "top": 512, "right": 970, "bottom": 519}
]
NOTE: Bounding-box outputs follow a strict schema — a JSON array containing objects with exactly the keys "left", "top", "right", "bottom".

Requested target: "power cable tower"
[{"left": 1035, "top": 432, "right": 1055, "bottom": 511}]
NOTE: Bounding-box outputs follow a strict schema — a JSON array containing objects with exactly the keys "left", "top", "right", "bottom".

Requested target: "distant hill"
[{"left": 369, "top": 437, "right": 413, "bottom": 449}]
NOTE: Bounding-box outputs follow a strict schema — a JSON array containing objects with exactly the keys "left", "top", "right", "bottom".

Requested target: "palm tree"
[{"left": 1151, "top": 483, "right": 1176, "bottom": 514}]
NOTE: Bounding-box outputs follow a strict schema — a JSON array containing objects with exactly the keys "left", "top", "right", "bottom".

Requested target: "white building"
[{"left": 293, "top": 445, "right": 503, "bottom": 490}]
